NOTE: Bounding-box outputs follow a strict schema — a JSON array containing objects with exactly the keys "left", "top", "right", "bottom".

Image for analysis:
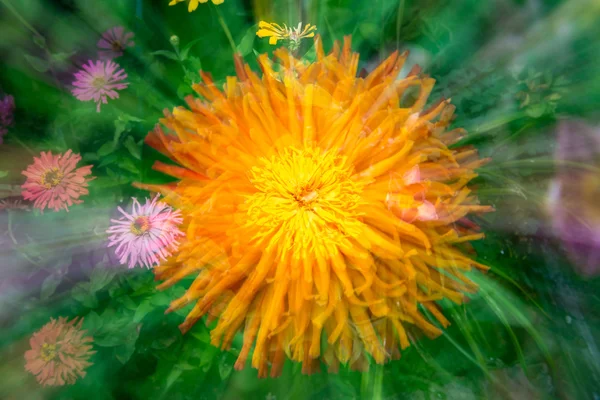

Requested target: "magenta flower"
[
  {"left": 97, "top": 26, "right": 135, "bottom": 60},
  {"left": 21, "top": 150, "right": 94, "bottom": 212},
  {"left": 547, "top": 120, "right": 600, "bottom": 277},
  {"left": 71, "top": 60, "right": 128, "bottom": 112},
  {"left": 0, "top": 94, "right": 15, "bottom": 144},
  {"left": 107, "top": 195, "right": 184, "bottom": 269}
]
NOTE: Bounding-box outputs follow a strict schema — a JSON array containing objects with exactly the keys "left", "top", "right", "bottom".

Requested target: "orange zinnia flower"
[
  {"left": 143, "top": 36, "right": 493, "bottom": 377},
  {"left": 24, "top": 317, "right": 95, "bottom": 386}
]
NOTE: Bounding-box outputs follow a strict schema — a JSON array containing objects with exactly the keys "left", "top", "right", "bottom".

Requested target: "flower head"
[
  {"left": 107, "top": 195, "right": 184, "bottom": 269},
  {"left": 257, "top": 21, "right": 317, "bottom": 49},
  {"left": 71, "top": 60, "right": 128, "bottom": 112},
  {"left": 21, "top": 150, "right": 94, "bottom": 212},
  {"left": 97, "top": 26, "right": 135, "bottom": 60},
  {"left": 144, "top": 36, "right": 492, "bottom": 376},
  {"left": 168, "top": 0, "right": 223, "bottom": 12},
  {"left": 25, "top": 317, "right": 95, "bottom": 386},
  {"left": 0, "top": 94, "right": 15, "bottom": 144}
]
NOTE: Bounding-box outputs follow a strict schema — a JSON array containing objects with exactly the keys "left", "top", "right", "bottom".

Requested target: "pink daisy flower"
[
  {"left": 0, "top": 94, "right": 15, "bottom": 144},
  {"left": 107, "top": 195, "right": 184, "bottom": 269},
  {"left": 21, "top": 150, "right": 94, "bottom": 212},
  {"left": 97, "top": 26, "right": 135, "bottom": 60},
  {"left": 71, "top": 60, "right": 128, "bottom": 112}
]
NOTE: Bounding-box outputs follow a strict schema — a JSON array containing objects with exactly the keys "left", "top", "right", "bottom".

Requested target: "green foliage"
[{"left": 0, "top": 0, "right": 599, "bottom": 399}]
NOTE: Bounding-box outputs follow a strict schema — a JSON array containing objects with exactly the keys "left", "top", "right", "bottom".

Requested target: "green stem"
[
  {"left": 0, "top": 0, "right": 43, "bottom": 38},
  {"left": 482, "top": 158, "right": 600, "bottom": 173},
  {"left": 395, "top": 0, "right": 405, "bottom": 50},
  {"left": 214, "top": 5, "right": 237, "bottom": 55},
  {"left": 11, "top": 137, "right": 35, "bottom": 156}
]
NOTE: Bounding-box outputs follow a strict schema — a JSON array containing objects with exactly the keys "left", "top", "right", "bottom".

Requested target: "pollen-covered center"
[
  {"left": 40, "top": 168, "right": 64, "bottom": 189},
  {"left": 41, "top": 343, "right": 57, "bottom": 362},
  {"left": 244, "top": 147, "right": 365, "bottom": 255},
  {"left": 91, "top": 76, "right": 107, "bottom": 90},
  {"left": 130, "top": 216, "right": 151, "bottom": 236}
]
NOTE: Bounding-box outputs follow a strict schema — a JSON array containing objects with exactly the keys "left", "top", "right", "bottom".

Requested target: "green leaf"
[
  {"left": 40, "top": 273, "right": 62, "bottom": 300},
  {"left": 151, "top": 50, "right": 179, "bottom": 61},
  {"left": 113, "top": 119, "right": 129, "bottom": 145},
  {"left": 200, "top": 345, "right": 218, "bottom": 371},
  {"left": 177, "top": 83, "right": 193, "bottom": 99},
  {"left": 118, "top": 158, "right": 140, "bottom": 175},
  {"left": 525, "top": 104, "right": 547, "bottom": 119},
  {"left": 33, "top": 35, "right": 46, "bottom": 49},
  {"left": 51, "top": 51, "right": 76, "bottom": 67},
  {"left": 358, "top": 23, "right": 379, "bottom": 43},
  {"left": 83, "top": 311, "right": 103, "bottom": 334},
  {"left": 133, "top": 300, "right": 153, "bottom": 323},
  {"left": 115, "top": 326, "right": 140, "bottom": 364},
  {"left": 165, "top": 368, "right": 183, "bottom": 390},
  {"left": 150, "top": 291, "right": 171, "bottom": 306},
  {"left": 151, "top": 336, "right": 178, "bottom": 350},
  {"left": 124, "top": 136, "right": 141, "bottom": 160},
  {"left": 97, "top": 142, "right": 116, "bottom": 157},
  {"left": 24, "top": 54, "right": 49, "bottom": 72},
  {"left": 237, "top": 26, "right": 256, "bottom": 57},
  {"left": 115, "top": 340, "right": 137, "bottom": 364},
  {"left": 72, "top": 282, "right": 98, "bottom": 308},
  {"left": 0, "top": 171, "right": 8, "bottom": 178},
  {"left": 180, "top": 37, "right": 204, "bottom": 61},
  {"left": 218, "top": 353, "right": 234, "bottom": 380},
  {"left": 90, "top": 267, "right": 117, "bottom": 293}
]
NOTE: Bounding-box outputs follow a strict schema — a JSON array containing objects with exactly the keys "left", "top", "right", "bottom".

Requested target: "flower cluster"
[
  {"left": 143, "top": 36, "right": 492, "bottom": 376},
  {"left": 25, "top": 317, "right": 95, "bottom": 386},
  {"left": 69, "top": 26, "right": 134, "bottom": 112}
]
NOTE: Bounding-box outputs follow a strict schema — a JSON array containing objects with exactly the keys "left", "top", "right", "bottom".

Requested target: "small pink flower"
[
  {"left": 25, "top": 317, "right": 95, "bottom": 387},
  {"left": 21, "top": 150, "right": 94, "bottom": 212},
  {"left": 97, "top": 26, "right": 135, "bottom": 60},
  {"left": 0, "top": 94, "right": 15, "bottom": 144},
  {"left": 107, "top": 195, "right": 184, "bottom": 269},
  {"left": 71, "top": 60, "right": 128, "bottom": 112}
]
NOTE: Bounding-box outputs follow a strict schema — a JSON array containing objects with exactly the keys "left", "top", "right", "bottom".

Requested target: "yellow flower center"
[
  {"left": 244, "top": 147, "right": 365, "bottom": 258},
  {"left": 130, "top": 216, "right": 151, "bottom": 236},
  {"left": 40, "top": 168, "right": 64, "bottom": 189},
  {"left": 41, "top": 343, "right": 57, "bottom": 362},
  {"left": 91, "top": 76, "right": 107, "bottom": 90}
]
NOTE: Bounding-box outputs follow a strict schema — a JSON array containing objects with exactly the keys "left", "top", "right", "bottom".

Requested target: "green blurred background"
[{"left": 1, "top": 0, "right": 599, "bottom": 398}]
